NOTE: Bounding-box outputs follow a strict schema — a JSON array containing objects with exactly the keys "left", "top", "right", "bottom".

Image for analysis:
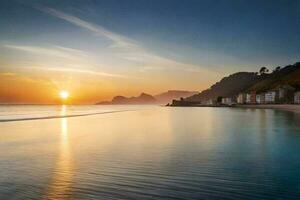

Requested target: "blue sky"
[{"left": 0, "top": 0, "right": 300, "bottom": 103}]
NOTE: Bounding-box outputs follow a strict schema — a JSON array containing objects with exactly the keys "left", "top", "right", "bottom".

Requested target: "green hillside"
[
  {"left": 180, "top": 62, "right": 300, "bottom": 104},
  {"left": 248, "top": 62, "right": 300, "bottom": 92},
  {"left": 185, "top": 72, "right": 261, "bottom": 102}
]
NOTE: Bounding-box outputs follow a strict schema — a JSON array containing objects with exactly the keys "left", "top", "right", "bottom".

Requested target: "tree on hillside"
[
  {"left": 259, "top": 67, "right": 269, "bottom": 75},
  {"left": 273, "top": 66, "right": 281, "bottom": 73}
]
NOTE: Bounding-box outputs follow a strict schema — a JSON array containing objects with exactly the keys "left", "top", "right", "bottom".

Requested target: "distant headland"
[
  {"left": 96, "top": 90, "right": 198, "bottom": 105},
  {"left": 169, "top": 62, "right": 300, "bottom": 107}
]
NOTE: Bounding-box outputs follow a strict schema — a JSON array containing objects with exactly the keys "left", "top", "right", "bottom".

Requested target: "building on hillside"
[
  {"left": 294, "top": 92, "right": 300, "bottom": 104},
  {"left": 265, "top": 91, "right": 277, "bottom": 104},
  {"left": 208, "top": 99, "right": 217, "bottom": 105},
  {"left": 246, "top": 93, "right": 251, "bottom": 104},
  {"left": 222, "top": 97, "right": 234, "bottom": 105},
  {"left": 237, "top": 93, "right": 247, "bottom": 104},
  {"left": 246, "top": 91, "right": 256, "bottom": 104},
  {"left": 250, "top": 91, "right": 257, "bottom": 104},
  {"left": 256, "top": 94, "right": 265, "bottom": 104},
  {"left": 203, "top": 99, "right": 216, "bottom": 105}
]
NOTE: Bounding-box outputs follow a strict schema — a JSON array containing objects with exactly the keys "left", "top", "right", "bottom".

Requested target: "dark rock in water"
[{"left": 171, "top": 99, "right": 201, "bottom": 107}]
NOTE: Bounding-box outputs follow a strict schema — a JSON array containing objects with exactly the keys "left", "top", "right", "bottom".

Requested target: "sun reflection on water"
[{"left": 44, "top": 105, "right": 73, "bottom": 199}]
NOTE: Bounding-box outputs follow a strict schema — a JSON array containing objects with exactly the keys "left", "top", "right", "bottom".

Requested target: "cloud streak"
[
  {"left": 4, "top": 44, "right": 87, "bottom": 60},
  {"left": 3, "top": 44, "right": 139, "bottom": 79},
  {"left": 27, "top": 66, "right": 129, "bottom": 78},
  {"left": 38, "top": 6, "right": 209, "bottom": 73},
  {"left": 39, "top": 6, "right": 136, "bottom": 48}
]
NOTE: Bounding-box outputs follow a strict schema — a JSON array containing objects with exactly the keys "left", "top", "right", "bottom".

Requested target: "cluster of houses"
[{"left": 205, "top": 85, "right": 300, "bottom": 106}]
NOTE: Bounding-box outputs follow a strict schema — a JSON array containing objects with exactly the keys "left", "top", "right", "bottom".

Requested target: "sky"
[{"left": 0, "top": 0, "right": 300, "bottom": 104}]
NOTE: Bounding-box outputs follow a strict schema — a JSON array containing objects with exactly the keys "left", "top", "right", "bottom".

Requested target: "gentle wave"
[
  {"left": 1, "top": 106, "right": 300, "bottom": 199},
  {"left": 0, "top": 110, "right": 135, "bottom": 123}
]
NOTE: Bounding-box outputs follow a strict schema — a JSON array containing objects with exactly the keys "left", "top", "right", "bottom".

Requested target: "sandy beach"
[{"left": 237, "top": 104, "right": 300, "bottom": 114}]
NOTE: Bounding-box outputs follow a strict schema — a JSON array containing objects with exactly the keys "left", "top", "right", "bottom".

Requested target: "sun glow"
[{"left": 59, "top": 90, "right": 69, "bottom": 100}]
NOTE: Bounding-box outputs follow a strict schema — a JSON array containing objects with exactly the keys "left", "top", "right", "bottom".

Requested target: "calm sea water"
[{"left": 0, "top": 105, "right": 300, "bottom": 200}]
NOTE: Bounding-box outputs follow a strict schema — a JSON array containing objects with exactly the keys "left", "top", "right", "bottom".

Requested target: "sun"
[{"left": 59, "top": 90, "right": 69, "bottom": 100}]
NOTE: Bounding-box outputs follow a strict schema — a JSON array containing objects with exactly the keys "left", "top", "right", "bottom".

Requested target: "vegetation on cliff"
[{"left": 182, "top": 62, "right": 300, "bottom": 103}]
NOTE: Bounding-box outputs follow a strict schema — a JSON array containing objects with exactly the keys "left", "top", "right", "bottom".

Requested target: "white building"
[
  {"left": 222, "top": 97, "right": 233, "bottom": 105},
  {"left": 294, "top": 92, "right": 300, "bottom": 104},
  {"left": 265, "top": 91, "right": 277, "bottom": 103},
  {"left": 256, "top": 94, "right": 265, "bottom": 104},
  {"left": 204, "top": 99, "right": 215, "bottom": 105},
  {"left": 246, "top": 94, "right": 251, "bottom": 104},
  {"left": 237, "top": 93, "right": 246, "bottom": 104}
]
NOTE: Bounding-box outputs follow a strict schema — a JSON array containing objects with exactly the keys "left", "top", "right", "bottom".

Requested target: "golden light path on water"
[
  {"left": 44, "top": 105, "right": 73, "bottom": 199},
  {"left": 1, "top": 106, "right": 300, "bottom": 199}
]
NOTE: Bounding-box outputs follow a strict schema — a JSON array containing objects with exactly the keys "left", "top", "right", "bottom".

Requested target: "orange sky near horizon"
[
  {"left": 1, "top": 1, "right": 300, "bottom": 104},
  {"left": 0, "top": 70, "right": 214, "bottom": 104},
  {"left": 0, "top": 3, "right": 241, "bottom": 104}
]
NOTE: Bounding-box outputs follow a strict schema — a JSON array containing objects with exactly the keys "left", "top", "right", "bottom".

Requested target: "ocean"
[{"left": 0, "top": 105, "right": 300, "bottom": 199}]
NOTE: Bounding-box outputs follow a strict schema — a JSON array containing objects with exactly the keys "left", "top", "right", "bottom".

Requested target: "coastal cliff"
[{"left": 171, "top": 62, "right": 300, "bottom": 106}]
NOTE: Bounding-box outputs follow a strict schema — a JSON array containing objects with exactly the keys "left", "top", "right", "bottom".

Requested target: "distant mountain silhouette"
[
  {"left": 97, "top": 93, "right": 157, "bottom": 105},
  {"left": 155, "top": 90, "right": 198, "bottom": 104},
  {"left": 97, "top": 90, "right": 197, "bottom": 105},
  {"left": 98, "top": 62, "right": 300, "bottom": 106},
  {"left": 176, "top": 62, "right": 300, "bottom": 104}
]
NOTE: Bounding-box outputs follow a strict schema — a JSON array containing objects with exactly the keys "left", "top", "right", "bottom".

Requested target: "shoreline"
[
  {"left": 236, "top": 104, "right": 300, "bottom": 114},
  {"left": 169, "top": 104, "right": 300, "bottom": 114}
]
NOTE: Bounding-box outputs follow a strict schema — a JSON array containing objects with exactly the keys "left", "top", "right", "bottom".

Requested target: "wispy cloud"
[
  {"left": 39, "top": 6, "right": 136, "bottom": 49},
  {"left": 38, "top": 6, "right": 209, "bottom": 73},
  {"left": 0, "top": 72, "right": 16, "bottom": 77},
  {"left": 28, "top": 66, "right": 129, "bottom": 78},
  {"left": 4, "top": 44, "right": 87, "bottom": 60},
  {"left": 3, "top": 44, "right": 136, "bottom": 79}
]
